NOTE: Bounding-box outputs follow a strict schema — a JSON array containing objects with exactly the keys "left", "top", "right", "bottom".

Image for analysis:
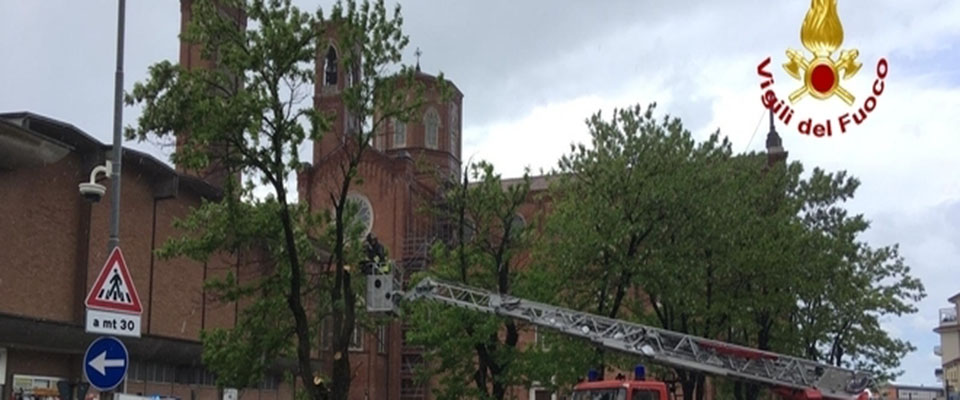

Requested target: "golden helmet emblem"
[{"left": 783, "top": 0, "right": 862, "bottom": 105}]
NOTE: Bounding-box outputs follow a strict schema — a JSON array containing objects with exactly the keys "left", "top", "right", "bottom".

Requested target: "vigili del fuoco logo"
[{"left": 757, "top": 0, "right": 888, "bottom": 137}]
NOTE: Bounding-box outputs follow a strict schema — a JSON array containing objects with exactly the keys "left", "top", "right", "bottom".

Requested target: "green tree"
[
  {"left": 124, "top": 1, "right": 423, "bottom": 399},
  {"left": 535, "top": 103, "right": 925, "bottom": 400},
  {"left": 787, "top": 169, "right": 925, "bottom": 383},
  {"left": 536, "top": 103, "right": 738, "bottom": 400},
  {"left": 407, "top": 161, "right": 567, "bottom": 400},
  {"left": 723, "top": 166, "right": 925, "bottom": 400}
]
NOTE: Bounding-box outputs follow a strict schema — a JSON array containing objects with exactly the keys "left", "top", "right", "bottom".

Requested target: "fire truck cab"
[{"left": 572, "top": 366, "right": 669, "bottom": 400}]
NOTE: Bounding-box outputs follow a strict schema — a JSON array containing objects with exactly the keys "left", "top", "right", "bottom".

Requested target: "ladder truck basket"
[{"left": 365, "top": 273, "right": 395, "bottom": 313}]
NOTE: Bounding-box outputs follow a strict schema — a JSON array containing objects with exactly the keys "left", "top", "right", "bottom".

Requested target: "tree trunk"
[
  {"left": 694, "top": 375, "right": 706, "bottom": 400},
  {"left": 276, "top": 192, "right": 319, "bottom": 400},
  {"left": 330, "top": 183, "right": 354, "bottom": 400},
  {"left": 330, "top": 270, "right": 355, "bottom": 400},
  {"left": 593, "top": 347, "right": 606, "bottom": 381},
  {"left": 680, "top": 374, "right": 696, "bottom": 400}
]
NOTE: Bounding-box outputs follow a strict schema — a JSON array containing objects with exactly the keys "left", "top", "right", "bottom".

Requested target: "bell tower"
[
  {"left": 765, "top": 109, "right": 788, "bottom": 166},
  {"left": 178, "top": 0, "right": 246, "bottom": 188},
  {"left": 314, "top": 24, "right": 360, "bottom": 163},
  {"left": 372, "top": 59, "right": 464, "bottom": 182}
]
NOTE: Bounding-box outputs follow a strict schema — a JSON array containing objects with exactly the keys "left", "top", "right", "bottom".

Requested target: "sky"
[{"left": 1, "top": 0, "right": 958, "bottom": 388}]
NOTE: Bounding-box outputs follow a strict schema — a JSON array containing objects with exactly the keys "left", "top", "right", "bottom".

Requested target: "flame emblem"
[{"left": 783, "top": 0, "right": 862, "bottom": 105}]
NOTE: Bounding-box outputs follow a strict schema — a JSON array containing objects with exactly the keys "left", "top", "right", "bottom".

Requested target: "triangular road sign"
[{"left": 85, "top": 247, "right": 142, "bottom": 314}]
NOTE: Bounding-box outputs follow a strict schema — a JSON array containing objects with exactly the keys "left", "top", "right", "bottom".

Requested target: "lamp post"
[
  {"left": 75, "top": 8, "right": 126, "bottom": 400},
  {"left": 106, "top": 0, "right": 126, "bottom": 253}
]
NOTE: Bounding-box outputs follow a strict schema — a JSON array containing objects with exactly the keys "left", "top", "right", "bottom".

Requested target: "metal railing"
[{"left": 941, "top": 308, "right": 958, "bottom": 326}]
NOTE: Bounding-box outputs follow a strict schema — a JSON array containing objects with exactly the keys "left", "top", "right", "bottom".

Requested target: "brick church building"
[
  {"left": 297, "top": 17, "right": 789, "bottom": 400},
  {"left": 296, "top": 22, "right": 464, "bottom": 400}
]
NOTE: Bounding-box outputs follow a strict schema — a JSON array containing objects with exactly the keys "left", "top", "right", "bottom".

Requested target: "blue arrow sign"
[{"left": 83, "top": 336, "right": 128, "bottom": 391}]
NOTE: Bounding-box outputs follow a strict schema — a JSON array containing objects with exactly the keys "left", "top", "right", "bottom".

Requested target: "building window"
[
  {"left": 202, "top": 368, "right": 217, "bottom": 386},
  {"left": 345, "top": 60, "right": 360, "bottom": 88},
  {"left": 531, "top": 388, "right": 555, "bottom": 400},
  {"left": 321, "top": 317, "right": 334, "bottom": 350},
  {"left": 448, "top": 103, "right": 458, "bottom": 153},
  {"left": 343, "top": 193, "right": 374, "bottom": 238},
  {"left": 161, "top": 365, "right": 177, "bottom": 383},
  {"left": 127, "top": 361, "right": 220, "bottom": 386},
  {"left": 393, "top": 119, "right": 406, "bottom": 148},
  {"left": 460, "top": 217, "right": 477, "bottom": 244},
  {"left": 378, "top": 324, "right": 388, "bottom": 354},
  {"left": 509, "top": 213, "right": 525, "bottom": 239},
  {"left": 534, "top": 326, "right": 551, "bottom": 350},
  {"left": 259, "top": 374, "right": 280, "bottom": 390},
  {"left": 129, "top": 360, "right": 143, "bottom": 381},
  {"left": 174, "top": 366, "right": 197, "bottom": 384},
  {"left": 144, "top": 362, "right": 158, "bottom": 382},
  {"left": 424, "top": 108, "right": 439, "bottom": 149},
  {"left": 320, "top": 317, "right": 364, "bottom": 352},
  {"left": 350, "top": 325, "right": 364, "bottom": 351},
  {"left": 346, "top": 110, "right": 361, "bottom": 136},
  {"left": 324, "top": 46, "right": 338, "bottom": 86}
]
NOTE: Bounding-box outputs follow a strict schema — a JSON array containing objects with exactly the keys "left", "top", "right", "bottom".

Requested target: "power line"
[{"left": 743, "top": 108, "right": 768, "bottom": 153}]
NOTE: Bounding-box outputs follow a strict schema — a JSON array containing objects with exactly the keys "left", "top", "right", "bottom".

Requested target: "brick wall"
[{"left": 0, "top": 154, "right": 88, "bottom": 323}]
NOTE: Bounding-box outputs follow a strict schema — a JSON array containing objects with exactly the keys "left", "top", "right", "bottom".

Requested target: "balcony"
[{"left": 942, "top": 308, "right": 958, "bottom": 327}]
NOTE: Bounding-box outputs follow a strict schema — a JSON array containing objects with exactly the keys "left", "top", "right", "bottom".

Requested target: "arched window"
[
  {"left": 511, "top": 213, "right": 525, "bottom": 232},
  {"left": 341, "top": 193, "right": 374, "bottom": 238},
  {"left": 393, "top": 119, "right": 406, "bottom": 147},
  {"left": 448, "top": 103, "right": 459, "bottom": 153},
  {"left": 424, "top": 108, "right": 440, "bottom": 149},
  {"left": 461, "top": 217, "right": 477, "bottom": 244},
  {"left": 324, "top": 46, "right": 338, "bottom": 86},
  {"left": 509, "top": 213, "right": 525, "bottom": 240}
]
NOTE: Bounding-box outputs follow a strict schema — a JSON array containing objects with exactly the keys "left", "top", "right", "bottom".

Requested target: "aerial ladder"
[{"left": 365, "top": 274, "right": 874, "bottom": 400}]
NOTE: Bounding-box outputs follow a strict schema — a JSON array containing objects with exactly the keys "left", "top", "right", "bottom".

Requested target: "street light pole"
[{"left": 107, "top": 0, "right": 126, "bottom": 253}]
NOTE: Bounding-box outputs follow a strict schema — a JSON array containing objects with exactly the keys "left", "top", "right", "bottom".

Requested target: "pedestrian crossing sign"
[{"left": 85, "top": 247, "right": 142, "bottom": 314}]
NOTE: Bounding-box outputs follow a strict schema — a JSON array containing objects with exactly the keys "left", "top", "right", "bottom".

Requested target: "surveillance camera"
[
  {"left": 80, "top": 161, "right": 112, "bottom": 203},
  {"left": 79, "top": 182, "right": 107, "bottom": 203}
]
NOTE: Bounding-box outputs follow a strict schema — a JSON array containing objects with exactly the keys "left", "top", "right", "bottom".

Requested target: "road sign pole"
[
  {"left": 58, "top": 381, "right": 74, "bottom": 400},
  {"left": 100, "top": 4, "right": 127, "bottom": 396}
]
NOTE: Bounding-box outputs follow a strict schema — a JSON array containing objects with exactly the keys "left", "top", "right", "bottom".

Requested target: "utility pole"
[{"left": 107, "top": 0, "right": 126, "bottom": 253}]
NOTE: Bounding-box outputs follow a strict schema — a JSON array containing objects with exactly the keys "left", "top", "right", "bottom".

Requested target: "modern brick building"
[
  {"left": 0, "top": 3, "right": 284, "bottom": 400},
  {"left": 0, "top": 111, "right": 291, "bottom": 400}
]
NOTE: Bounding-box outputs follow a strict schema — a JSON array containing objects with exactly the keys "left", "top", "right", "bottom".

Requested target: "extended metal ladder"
[{"left": 366, "top": 275, "right": 873, "bottom": 400}]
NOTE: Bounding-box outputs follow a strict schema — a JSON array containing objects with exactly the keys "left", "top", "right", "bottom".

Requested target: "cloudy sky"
[{"left": 2, "top": 0, "right": 958, "bottom": 387}]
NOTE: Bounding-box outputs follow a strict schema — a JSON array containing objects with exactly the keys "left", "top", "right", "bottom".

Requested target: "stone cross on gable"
[{"left": 415, "top": 47, "right": 422, "bottom": 72}]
